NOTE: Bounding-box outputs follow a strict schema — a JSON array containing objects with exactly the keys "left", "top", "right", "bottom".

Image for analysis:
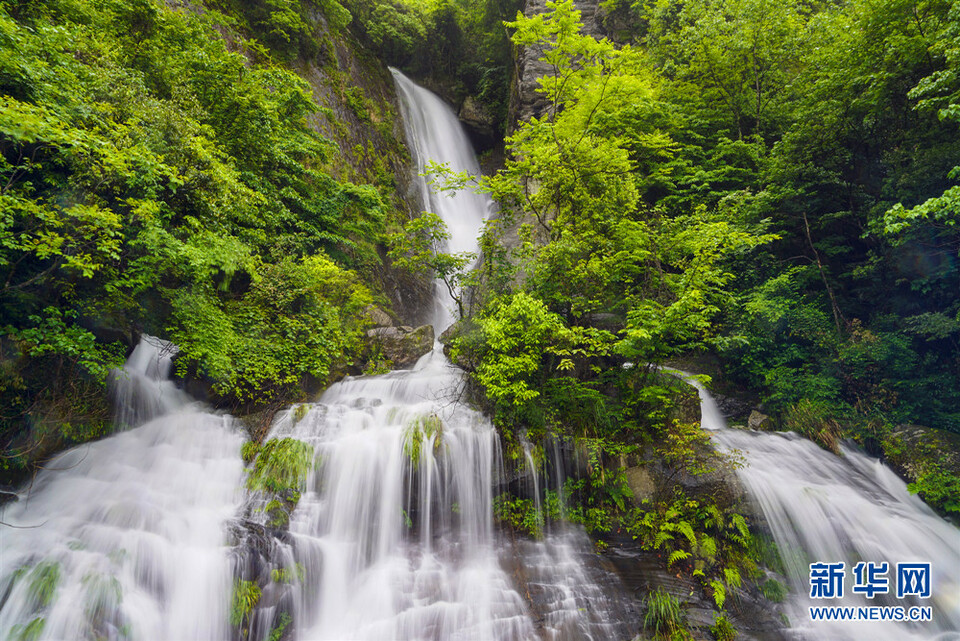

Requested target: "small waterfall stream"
[
  {"left": 687, "top": 376, "right": 960, "bottom": 641},
  {"left": 0, "top": 337, "right": 245, "bottom": 640}
]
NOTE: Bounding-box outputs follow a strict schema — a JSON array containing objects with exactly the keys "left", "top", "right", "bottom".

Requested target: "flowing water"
[
  {"left": 3, "top": 70, "right": 956, "bottom": 641},
  {"left": 0, "top": 72, "right": 633, "bottom": 641},
  {"left": 240, "top": 70, "right": 634, "bottom": 641},
  {"left": 687, "top": 376, "right": 960, "bottom": 641},
  {"left": 0, "top": 336, "right": 245, "bottom": 640},
  {"left": 391, "top": 69, "right": 492, "bottom": 329}
]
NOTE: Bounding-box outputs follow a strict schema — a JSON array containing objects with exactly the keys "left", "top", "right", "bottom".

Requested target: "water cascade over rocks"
[
  {"left": 0, "top": 336, "right": 246, "bottom": 640},
  {"left": 0, "top": 73, "right": 635, "bottom": 641},
  {"left": 238, "top": 70, "right": 635, "bottom": 641},
  {"left": 685, "top": 375, "right": 960, "bottom": 641}
]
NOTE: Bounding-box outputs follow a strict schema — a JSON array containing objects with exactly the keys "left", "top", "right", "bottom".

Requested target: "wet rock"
[
  {"left": 713, "top": 394, "right": 754, "bottom": 421},
  {"left": 601, "top": 534, "right": 789, "bottom": 641},
  {"left": 748, "top": 410, "right": 773, "bottom": 431},
  {"left": 438, "top": 320, "right": 477, "bottom": 370},
  {"left": 364, "top": 324, "right": 435, "bottom": 369}
]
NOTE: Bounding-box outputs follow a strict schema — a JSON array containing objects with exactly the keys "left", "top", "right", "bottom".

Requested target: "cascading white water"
[
  {"left": 242, "top": 71, "right": 634, "bottom": 641},
  {"left": 0, "top": 337, "right": 245, "bottom": 641},
  {"left": 686, "top": 376, "right": 960, "bottom": 641},
  {"left": 392, "top": 69, "right": 491, "bottom": 329},
  {"left": 0, "top": 73, "right": 635, "bottom": 641}
]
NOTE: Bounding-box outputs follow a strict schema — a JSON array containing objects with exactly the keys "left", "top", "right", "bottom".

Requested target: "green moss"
[
  {"left": 9, "top": 617, "right": 45, "bottom": 641},
  {"left": 270, "top": 564, "right": 305, "bottom": 584},
  {"left": 292, "top": 404, "right": 310, "bottom": 424},
  {"left": 241, "top": 441, "right": 260, "bottom": 464},
  {"left": 760, "top": 578, "right": 788, "bottom": 603},
  {"left": 267, "top": 612, "right": 292, "bottom": 641},
  {"left": 404, "top": 414, "right": 443, "bottom": 465},
  {"left": 27, "top": 562, "right": 60, "bottom": 610}
]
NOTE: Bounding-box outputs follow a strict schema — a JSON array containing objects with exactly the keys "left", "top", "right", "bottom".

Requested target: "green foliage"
[
  {"left": 9, "top": 617, "right": 45, "bottom": 641},
  {"left": 230, "top": 579, "right": 261, "bottom": 627},
  {"left": 271, "top": 564, "right": 305, "bottom": 584},
  {"left": 26, "top": 562, "right": 60, "bottom": 609},
  {"left": 241, "top": 442, "right": 260, "bottom": 465},
  {"left": 267, "top": 612, "right": 293, "bottom": 641},
  {"left": 710, "top": 613, "right": 737, "bottom": 641},
  {"left": 0, "top": 0, "right": 387, "bottom": 458},
  {"left": 883, "top": 429, "right": 960, "bottom": 514},
  {"left": 492, "top": 493, "right": 543, "bottom": 537},
  {"left": 644, "top": 588, "right": 690, "bottom": 641},
  {"left": 760, "top": 578, "right": 787, "bottom": 604},
  {"left": 388, "top": 212, "right": 474, "bottom": 318},
  {"left": 404, "top": 413, "right": 443, "bottom": 465},
  {"left": 624, "top": 497, "right": 753, "bottom": 608},
  {"left": 246, "top": 437, "right": 314, "bottom": 494}
]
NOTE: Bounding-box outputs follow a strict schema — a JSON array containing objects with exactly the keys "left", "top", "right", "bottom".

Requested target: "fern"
[
  {"left": 724, "top": 566, "right": 742, "bottom": 589},
  {"left": 668, "top": 549, "right": 691, "bottom": 567},
  {"left": 653, "top": 529, "right": 674, "bottom": 549},
  {"left": 730, "top": 513, "right": 749, "bottom": 538},
  {"left": 698, "top": 534, "right": 717, "bottom": 561},
  {"left": 710, "top": 579, "right": 726, "bottom": 609},
  {"left": 677, "top": 520, "right": 697, "bottom": 548}
]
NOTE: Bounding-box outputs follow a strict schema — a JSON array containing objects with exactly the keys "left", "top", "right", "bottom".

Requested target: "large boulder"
[
  {"left": 364, "top": 325, "right": 435, "bottom": 369},
  {"left": 748, "top": 410, "right": 773, "bottom": 431}
]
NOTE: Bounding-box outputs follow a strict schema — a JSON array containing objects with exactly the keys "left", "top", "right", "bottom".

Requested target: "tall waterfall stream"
[{"left": 0, "top": 72, "right": 957, "bottom": 641}]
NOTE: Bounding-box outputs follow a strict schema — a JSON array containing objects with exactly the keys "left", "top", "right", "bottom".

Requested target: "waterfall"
[
  {"left": 240, "top": 70, "right": 633, "bottom": 641},
  {"left": 686, "top": 376, "right": 960, "bottom": 641},
  {"left": 391, "top": 69, "right": 491, "bottom": 330},
  {"left": 0, "top": 337, "right": 245, "bottom": 640}
]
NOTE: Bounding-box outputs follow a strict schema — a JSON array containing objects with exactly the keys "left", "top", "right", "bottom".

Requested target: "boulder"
[
  {"left": 364, "top": 324, "right": 435, "bottom": 369},
  {"left": 365, "top": 305, "right": 394, "bottom": 327},
  {"left": 748, "top": 410, "right": 773, "bottom": 431},
  {"left": 625, "top": 466, "right": 655, "bottom": 504}
]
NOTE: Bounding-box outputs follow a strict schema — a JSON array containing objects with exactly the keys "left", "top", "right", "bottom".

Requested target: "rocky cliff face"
[{"left": 510, "top": 0, "right": 606, "bottom": 126}]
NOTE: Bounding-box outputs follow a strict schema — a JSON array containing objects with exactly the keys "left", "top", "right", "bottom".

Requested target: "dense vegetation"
[
  {"left": 382, "top": 0, "right": 959, "bottom": 630},
  {"left": 421, "top": 0, "right": 959, "bottom": 522},
  {"left": 1, "top": 0, "right": 957, "bottom": 633},
  {"left": 341, "top": 0, "right": 522, "bottom": 135},
  {"left": 0, "top": 0, "right": 398, "bottom": 481}
]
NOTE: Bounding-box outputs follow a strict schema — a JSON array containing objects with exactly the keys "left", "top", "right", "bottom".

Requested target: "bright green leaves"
[
  {"left": 230, "top": 579, "right": 261, "bottom": 628},
  {"left": 475, "top": 293, "right": 570, "bottom": 405},
  {"left": 170, "top": 255, "right": 372, "bottom": 403},
  {"left": 0, "top": 0, "right": 388, "bottom": 427},
  {"left": 619, "top": 207, "right": 777, "bottom": 361},
  {"left": 5, "top": 308, "right": 125, "bottom": 382},
  {"left": 246, "top": 437, "right": 314, "bottom": 494},
  {"left": 659, "top": 0, "right": 808, "bottom": 139},
  {"left": 388, "top": 211, "right": 474, "bottom": 317}
]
